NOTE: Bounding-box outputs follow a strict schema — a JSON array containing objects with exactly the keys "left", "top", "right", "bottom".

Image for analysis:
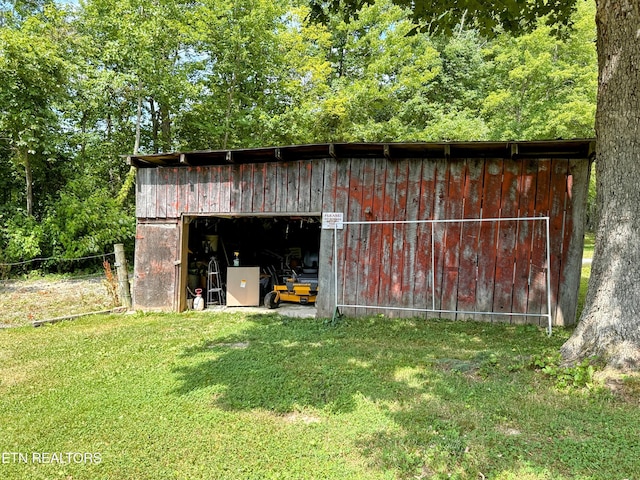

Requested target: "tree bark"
[
  {"left": 561, "top": 0, "right": 640, "bottom": 369},
  {"left": 160, "top": 102, "right": 171, "bottom": 152},
  {"left": 134, "top": 79, "right": 143, "bottom": 155},
  {"left": 222, "top": 73, "right": 237, "bottom": 150},
  {"left": 149, "top": 97, "right": 159, "bottom": 153},
  {"left": 21, "top": 147, "right": 33, "bottom": 217}
]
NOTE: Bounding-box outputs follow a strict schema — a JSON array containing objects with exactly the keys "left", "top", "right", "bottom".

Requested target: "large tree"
[
  {"left": 559, "top": 0, "right": 640, "bottom": 369},
  {"left": 0, "top": 5, "right": 70, "bottom": 217},
  {"left": 317, "top": 0, "right": 639, "bottom": 369},
  {"left": 177, "top": 0, "right": 292, "bottom": 150}
]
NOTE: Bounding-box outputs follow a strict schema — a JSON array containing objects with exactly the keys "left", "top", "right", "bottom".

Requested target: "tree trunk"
[
  {"left": 222, "top": 73, "right": 237, "bottom": 150},
  {"left": 149, "top": 97, "right": 159, "bottom": 153},
  {"left": 134, "top": 79, "right": 143, "bottom": 155},
  {"left": 21, "top": 147, "right": 34, "bottom": 217},
  {"left": 561, "top": 0, "right": 640, "bottom": 369},
  {"left": 160, "top": 102, "right": 171, "bottom": 152}
]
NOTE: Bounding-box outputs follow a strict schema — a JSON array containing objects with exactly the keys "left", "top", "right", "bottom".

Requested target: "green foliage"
[
  {"left": 0, "top": 4, "right": 72, "bottom": 215},
  {"left": 0, "top": 213, "right": 44, "bottom": 263},
  {"left": 283, "top": 0, "right": 492, "bottom": 143},
  {"left": 530, "top": 350, "right": 598, "bottom": 389},
  {"left": 79, "top": 0, "right": 196, "bottom": 154},
  {"left": 0, "top": 0, "right": 598, "bottom": 275},
  {"left": 482, "top": 0, "right": 596, "bottom": 140},
  {"left": 175, "top": 0, "right": 292, "bottom": 149},
  {"left": 44, "top": 178, "right": 135, "bottom": 259},
  {"left": 310, "top": 0, "right": 580, "bottom": 37}
]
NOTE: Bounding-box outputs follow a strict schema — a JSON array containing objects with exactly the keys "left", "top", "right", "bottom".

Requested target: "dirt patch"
[
  {"left": 0, "top": 275, "right": 117, "bottom": 327},
  {"left": 282, "top": 412, "right": 322, "bottom": 424}
]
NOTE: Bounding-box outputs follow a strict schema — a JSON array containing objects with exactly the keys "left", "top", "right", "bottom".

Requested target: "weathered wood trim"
[
  {"left": 33, "top": 307, "right": 127, "bottom": 327},
  {"left": 528, "top": 159, "right": 552, "bottom": 324},
  {"left": 475, "top": 159, "right": 502, "bottom": 320},
  {"left": 549, "top": 159, "right": 570, "bottom": 324},
  {"left": 196, "top": 167, "right": 208, "bottom": 214},
  {"left": 356, "top": 157, "right": 376, "bottom": 315},
  {"left": 310, "top": 159, "right": 325, "bottom": 212},
  {"left": 492, "top": 159, "right": 520, "bottom": 322},
  {"left": 402, "top": 160, "right": 421, "bottom": 313},
  {"left": 316, "top": 160, "right": 337, "bottom": 318},
  {"left": 555, "top": 159, "right": 590, "bottom": 326},
  {"left": 513, "top": 159, "right": 537, "bottom": 324},
  {"left": 334, "top": 158, "right": 352, "bottom": 315},
  {"left": 286, "top": 161, "right": 300, "bottom": 213},
  {"left": 166, "top": 168, "right": 179, "bottom": 218},
  {"left": 440, "top": 159, "right": 464, "bottom": 319},
  {"left": 252, "top": 163, "right": 266, "bottom": 214},
  {"left": 370, "top": 157, "right": 389, "bottom": 313},
  {"left": 343, "top": 158, "right": 362, "bottom": 312},
  {"left": 329, "top": 143, "right": 336, "bottom": 159},
  {"left": 132, "top": 220, "right": 180, "bottom": 311},
  {"left": 178, "top": 215, "right": 190, "bottom": 312},
  {"left": 391, "top": 159, "right": 410, "bottom": 316}
]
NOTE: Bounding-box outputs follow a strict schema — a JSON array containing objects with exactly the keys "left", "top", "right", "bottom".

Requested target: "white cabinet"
[{"left": 226, "top": 267, "right": 260, "bottom": 306}]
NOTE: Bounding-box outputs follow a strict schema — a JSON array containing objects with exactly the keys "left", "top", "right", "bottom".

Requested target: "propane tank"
[{"left": 193, "top": 288, "right": 205, "bottom": 311}]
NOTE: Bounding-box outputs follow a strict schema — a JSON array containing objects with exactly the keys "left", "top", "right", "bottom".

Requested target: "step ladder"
[{"left": 207, "top": 257, "right": 225, "bottom": 306}]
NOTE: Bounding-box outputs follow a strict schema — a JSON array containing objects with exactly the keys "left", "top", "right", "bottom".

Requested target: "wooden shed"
[{"left": 129, "top": 140, "right": 593, "bottom": 326}]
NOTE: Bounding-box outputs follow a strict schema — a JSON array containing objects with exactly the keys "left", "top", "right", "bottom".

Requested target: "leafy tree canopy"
[
  {"left": 310, "top": 0, "right": 579, "bottom": 35},
  {"left": 0, "top": 0, "right": 597, "bottom": 271}
]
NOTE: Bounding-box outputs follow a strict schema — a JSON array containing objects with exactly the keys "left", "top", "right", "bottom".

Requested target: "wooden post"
[{"left": 114, "top": 243, "right": 132, "bottom": 309}]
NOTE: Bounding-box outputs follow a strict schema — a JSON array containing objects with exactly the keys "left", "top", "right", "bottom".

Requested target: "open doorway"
[{"left": 181, "top": 214, "right": 321, "bottom": 309}]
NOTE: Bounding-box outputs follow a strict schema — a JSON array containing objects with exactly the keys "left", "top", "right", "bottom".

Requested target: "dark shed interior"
[{"left": 185, "top": 215, "right": 321, "bottom": 304}]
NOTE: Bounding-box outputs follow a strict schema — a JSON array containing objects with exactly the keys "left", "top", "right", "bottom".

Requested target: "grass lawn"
[
  {"left": 576, "top": 263, "right": 591, "bottom": 319},
  {"left": 582, "top": 233, "right": 595, "bottom": 260},
  {"left": 1, "top": 312, "right": 638, "bottom": 480},
  {"left": 576, "top": 232, "right": 595, "bottom": 318}
]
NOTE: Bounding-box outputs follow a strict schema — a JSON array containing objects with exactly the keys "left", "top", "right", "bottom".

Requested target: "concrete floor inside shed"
[{"left": 203, "top": 303, "right": 317, "bottom": 319}]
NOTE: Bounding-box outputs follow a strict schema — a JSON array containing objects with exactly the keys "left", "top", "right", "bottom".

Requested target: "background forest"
[{"left": 0, "top": 0, "right": 597, "bottom": 271}]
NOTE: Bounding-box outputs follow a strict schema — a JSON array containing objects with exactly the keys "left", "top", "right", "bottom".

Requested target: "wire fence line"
[
  {"left": 0, "top": 252, "right": 115, "bottom": 268},
  {"left": 331, "top": 216, "right": 553, "bottom": 335},
  {"left": 0, "top": 272, "right": 108, "bottom": 285}
]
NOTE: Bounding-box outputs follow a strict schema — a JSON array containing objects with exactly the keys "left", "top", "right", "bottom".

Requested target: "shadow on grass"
[
  {"left": 172, "top": 314, "right": 516, "bottom": 413},
  {"left": 175, "top": 314, "right": 411, "bottom": 413},
  {"left": 170, "top": 314, "right": 605, "bottom": 477}
]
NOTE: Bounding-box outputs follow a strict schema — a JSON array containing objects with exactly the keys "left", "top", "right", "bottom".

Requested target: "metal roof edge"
[{"left": 125, "top": 139, "right": 596, "bottom": 168}]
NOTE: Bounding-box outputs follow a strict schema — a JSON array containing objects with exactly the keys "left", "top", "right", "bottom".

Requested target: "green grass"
[
  {"left": 575, "top": 232, "right": 595, "bottom": 318},
  {"left": 1, "top": 312, "right": 638, "bottom": 480},
  {"left": 583, "top": 233, "right": 595, "bottom": 260},
  {"left": 576, "top": 264, "right": 591, "bottom": 319}
]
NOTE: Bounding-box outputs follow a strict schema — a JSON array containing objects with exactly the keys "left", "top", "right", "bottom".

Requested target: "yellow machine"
[{"left": 264, "top": 273, "right": 318, "bottom": 308}]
